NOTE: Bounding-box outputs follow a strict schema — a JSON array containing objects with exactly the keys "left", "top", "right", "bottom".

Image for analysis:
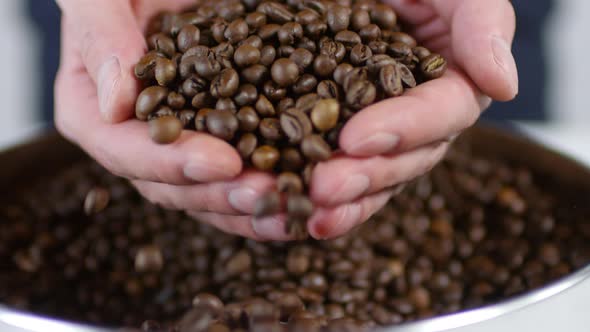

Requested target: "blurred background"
[{"left": 0, "top": 0, "right": 588, "bottom": 164}]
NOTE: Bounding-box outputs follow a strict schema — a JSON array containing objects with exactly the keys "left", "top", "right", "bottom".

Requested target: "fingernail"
[
  {"left": 327, "top": 174, "right": 370, "bottom": 205},
  {"left": 252, "top": 215, "right": 291, "bottom": 241},
  {"left": 97, "top": 56, "right": 122, "bottom": 120},
  {"left": 348, "top": 133, "right": 399, "bottom": 156},
  {"left": 491, "top": 36, "right": 519, "bottom": 96},
  {"left": 184, "top": 161, "right": 236, "bottom": 182},
  {"left": 228, "top": 187, "right": 258, "bottom": 214},
  {"left": 310, "top": 204, "right": 361, "bottom": 240}
]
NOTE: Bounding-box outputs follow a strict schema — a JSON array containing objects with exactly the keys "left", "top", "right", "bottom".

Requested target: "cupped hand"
[
  {"left": 306, "top": 0, "right": 518, "bottom": 239},
  {"left": 55, "top": 0, "right": 287, "bottom": 240}
]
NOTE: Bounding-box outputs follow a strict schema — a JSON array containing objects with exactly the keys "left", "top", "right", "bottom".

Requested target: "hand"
[
  {"left": 55, "top": 0, "right": 287, "bottom": 240},
  {"left": 305, "top": 0, "right": 518, "bottom": 239}
]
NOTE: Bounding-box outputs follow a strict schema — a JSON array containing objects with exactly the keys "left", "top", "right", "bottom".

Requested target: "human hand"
[
  {"left": 305, "top": 0, "right": 518, "bottom": 239},
  {"left": 55, "top": 0, "right": 290, "bottom": 240}
]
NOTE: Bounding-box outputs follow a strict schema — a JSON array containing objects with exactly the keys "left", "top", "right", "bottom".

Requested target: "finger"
[
  {"left": 385, "top": 0, "right": 437, "bottom": 26},
  {"left": 340, "top": 69, "right": 488, "bottom": 157},
  {"left": 188, "top": 212, "right": 296, "bottom": 242},
  {"left": 311, "top": 141, "right": 449, "bottom": 206},
  {"left": 308, "top": 190, "right": 394, "bottom": 240},
  {"left": 55, "top": 68, "right": 242, "bottom": 184},
  {"left": 57, "top": 0, "right": 146, "bottom": 122},
  {"left": 131, "top": 171, "right": 275, "bottom": 215},
  {"left": 423, "top": 0, "right": 518, "bottom": 100}
]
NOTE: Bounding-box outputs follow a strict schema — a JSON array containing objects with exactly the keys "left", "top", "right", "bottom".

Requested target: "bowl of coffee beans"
[
  {"left": 0, "top": 125, "right": 590, "bottom": 332},
  {"left": 133, "top": 0, "right": 448, "bottom": 239}
]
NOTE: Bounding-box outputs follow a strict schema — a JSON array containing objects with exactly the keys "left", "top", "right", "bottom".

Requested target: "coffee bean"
[
  {"left": 211, "top": 68, "right": 240, "bottom": 98},
  {"left": 246, "top": 12, "right": 267, "bottom": 31},
  {"left": 413, "top": 46, "right": 431, "bottom": 61},
  {"left": 293, "top": 74, "right": 318, "bottom": 95},
  {"left": 252, "top": 145, "right": 280, "bottom": 171},
  {"left": 278, "top": 22, "right": 304, "bottom": 45},
  {"left": 177, "top": 25, "right": 201, "bottom": 53},
  {"left": 224, "top": 19, "right": 249, "bottom": 44},
  {"left": 135, "top": 245, "right": 164, "bottom": 272},
  {"left": 277, "top": 172, "right": 304, "bottom": 194},
  {"left": 149, "top": 115, "right": 183, "bottom": 144},
  {"left": 421, "top": 53, "right": 448, "bottom": 80},
  {"left": 311, "top": 99, "right": 340, "bottom": 132},
  {"left": 287, "top": 194, "right": 314, "bottom": 220},
  {"left": 257, "top": 2, "right": 294, "bottom": 24},
  {"left": 255, "top": 95, "right": 276, "bottom": 117},
  {"left": 195, "top": 108, "right": 213, "bottom": 131},
  {"left": 263, "top": 80, "right": 287, "bottom": 101},
  {"left": 84, "top": 187, "right": 110, "bottom": 215},
  {"left": 280, "top": 108, "right": 313, "bottom": 143},
  {"left": 319, "top": 39, "right": 346, "bottom": 62},
  {"left": 236, "top": 106, "right": 260, "bottom": 132},
  {"left": 379, "top": 64, "right": 403, "bottom": 97},
  {"left": 213, "top": 43, "right": 236, "bottom": 69},
  {"left": 289, "top": 48, "right": 314, "bottom": 73},
  {"left": 389, "top": 42, "right": 413, "bottom": 64},
  {"left": 237, "top": 133, "right": 258, "bottom": 159},
  {"left": 301, "top": 135, "right": 332, "bottom": 162},
  {"left": 369, "top": 40, "right": 389, "bottom": 55},
  {"left": 398, "top": 63, "right": 417, "bottom": 88},
  {"left": 334, "top": 30, "right": 362, "bottom": 50},
  {"left": 195, "top": 53, "right": 222, "bottom": 80},
  {"left": 260, "top": 45, "right": 277, "bottom": 67},
  {"left": 278, "top": 98, "right": 296, "bottom": 113},
  {"left": 148, "top": 33, "right": 176, "bottom": 57},
  {"left": 350, "top": 44, "right": 373, "bottom": 66},
  {"left": 271, "top": 58, "right": 300, "bottom": 87},
  {"left": 281, "top": 147, "right": 305, "bottom": 172},
  {"left": 136, "top": 86, "right": 169, "bottom": 120},
  {"left": 254, "top": 191, "right": 282, "bottom": 217},
  {"left": 346, "top": 80, "right": 376, "bottom": 110},
  {"left": 259, "top": 118, "right": 284, "bottom": 141},
  {"left": 177, "top": 109, "right": 196, "bottom": 127},
  {"left": 371, "top": 4, "right": 397, "bottom": 29},
  {"left": 305, "top": 21, "right": 328, "bottom": 39},
  {"left": 206, "top": 109, "right": 239, "bottom": 141},
  {"left": 327, "top": 5, "right": 352, "bottom": 33},
  {"left": 313, "top": 54, "right": 338, "bottom": 78},
  {"left": 258, "top": 23, "right": 281, "bottom": 40},
  {"left": 216, "top": 98, "right": 237, "bottom": 113},
  {"left": 333, "top": 63, "right": 353, "bottom": 86},
  {"left": 135, "top": 51, "right": 163, "bottom": 81},
  {"left": 390, "top": 32, "right": 417, "bottom": 48},
  {"left": 167, "top": 92, "right": 186, "bottom": 109},
  {"left": 234, "top": 84, "right": 259, "bottom": 106},
  {"left": 234, "top": 45, "right": 261, "bottom": 68},
  {"left": 342, "top": 67, "right": 369, "bottom": 90}
]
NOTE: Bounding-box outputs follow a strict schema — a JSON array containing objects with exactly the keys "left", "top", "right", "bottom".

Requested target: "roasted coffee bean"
[
  {"left": 390, "top": 31, "right": 418, "bottom": 48},
  {"left": 182, "top": 75, "right": 208, "bottom": 100},
  {"left": 313, "top": 54, "right": 338, "bottom": 78},
  {"left": 278, "top": 98, "right": 296, "bottom": 113},
  {"left": 135, "top": 51, "right": 163, "bottom": 81},
  {"left": 136, "top": 86, "right": 169, "bottom": 120},
  {"left": 389, "top": 42, "right": 413, "bottom": 64},
  {"left": 280, "top": 108, "right": 313, "bottom": 143},
  {"left": 421, "top": 53, "right": 448, "bottom": 80},
  {"left": 259, "top": 118, "right": 284, "bottom": 141},
  {"left": 211, "top": 68, "right": 240, "bottom": 98},
  {"left": 346, "top": 80, "right": 376, "bottom": 109},
  {"left": 252, "top": 145, "right": 280, "bottom": 171},
  {"left": 246, "top": 12, "right": 267, "bottom": 31},
  {"left": 301, "top": 135, "right": 332, "bottom": 162},
  {"left": 260, "top": 45, "right": 277, "bottom": 67},
  {"left": 398, "top": 63, "right": 417, "bottom": 88},
  {"left": 359, "top": 24, "right": 382, "bottom": 43},
  {"left": 167, "top": 92, "right": 186, "bottom": 109},
  {"left": 290, "top": 74, "right": 316, "bottom": 95},
  {"left": 177, "top": 25, "right": 201, "bottom": 53},
  {"left": 271, "top": 58, "right": 300, "bottom": 87},
  {"left": 147, "top": 105, "right": 175, "bottom": 121},
  {"left": 263, "top": 80, "right": 287, "bottom": 101},
  {"left": 135, "top": 245, "right": 164, "bottom": 272},
  {"left": 281, "top": 147, "right": 305, "bottom": 172},
  {"left": 216, "top": 98, "right": 238, "bottom": 113},
  {"left": 241, "top": 64, "right": 269, "bottom": 85},
  {"left": 237, "top": 106, "right": 260, "bottom": 132},
  {"left": 311, "top": 99, "right": 340, "bottom": 132},
  {"left": 413, "top": 46, "right": 431, "bottom": 61},
  {"left": 369, "top": 40, "right": 389, "bottom": 55},
  {"left": 305, "top": 21, "right": 328, "bottom": 39},
  {"left": 195, "top": 53, "right": 222, "bottom": 80},
  {"left": 257, "top": 23, "right": 281, "bottom": 40},
  {"left": 257, "top": 2, "right": 294, "bottom": 23},
  {"left": 333, "top": 63, "right": 353, "bottom": 86},
  {"left": 84, "top": 187, "right": 110, "bottom": 215},
  {"left": 277, "top": 172, "right": 304, "bottom": 194},
  {"left": 148, "top": 33, "right": 176, "bottom": 57},
  {"left": 289, "top": 48, "right": 314, "bottom": 72},
  {"left": 234, "top": 45, "right": 261, "bottom": 68},
  {"left": 295, "top": 93, "right": 320, "bottom": 114},
  {"left": 371, "top": 4, "right": 397, "bottom": 29},
  {"left": 206, "top": 109, "right": 239, "bottom": 141},
  {"left": 287, "top": 194, "right": 314, "bottom": 220},
  {"left": 237, "top": 133, "right": 258, "bottom": 159},
  {"left": 240, "top": 35, "right": 264, "bottom": 50},
  {"left": 177, "top": 109, "right": 196, "bottom": 127},
  {"left": 234, "top": 84, "right": 259, "bottom": 106},
  {"left": 278, "top": 22, "right": 304, "bottom": 45},
  {"left": 379, "top": 64, "right": 403, "bottom": 97},
  {"left": 342, "top": 67, "right": 369, "bottom": 90},
  {"left": 195, "top": 108, "right": 213, "bottom": 131},
  {"left": 255, "top": 95, "right": 276, "bottom": 117},
  {"left": 327, "top": 5, "right": 352, "bottom": 33},
  {"left": 213, "top": 43, "right": 236, "bottom": 69},
  {"left": 334, "top": 30, "right": 362, "bottom": 49},
  {"left": 319, "top": 39, "right": 347, "bottom": 62},
  {"left": 149, "top": 115, "right": 183, "bottom": 144},
  {"left": 224, "top": 19, "right": 249, "bottom": 44},
  {"left": 350, "top": 44, "right": 373, "bottom": 66},
  {"left": 254, "top": 191, "right": 281, "bottom": 217}
]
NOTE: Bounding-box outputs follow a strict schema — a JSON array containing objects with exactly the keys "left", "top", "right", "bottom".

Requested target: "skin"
[{"left": 55, "top": 0, "right": 518, "bottom": 241}]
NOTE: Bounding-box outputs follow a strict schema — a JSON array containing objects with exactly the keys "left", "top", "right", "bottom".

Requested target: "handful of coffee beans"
[
  {"left": 2, "top": 139, "right": 590, "bottom": 331},
  {"left": 134, "top": 0, "right": 447, "bottom": 237}
]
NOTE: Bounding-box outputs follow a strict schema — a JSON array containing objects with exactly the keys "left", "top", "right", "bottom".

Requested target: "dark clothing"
[
  {"left": 484, "top": 0, "right": 554, "bottom": 121},
  {"left": 28, "top": 1, "right": 552, "bottom": 123}
]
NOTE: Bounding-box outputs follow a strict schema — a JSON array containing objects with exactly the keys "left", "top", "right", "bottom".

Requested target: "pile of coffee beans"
[
  {"left": 1, "top": 138, "right": 589, "bottom": 331},
  {"left": 133, "top": 0, "right": 447, "bottom": 237}
]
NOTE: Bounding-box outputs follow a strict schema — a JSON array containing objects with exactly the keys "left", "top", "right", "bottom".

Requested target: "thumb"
[{"left": 58, "top": 0, "right": 147, "bottom": 122}]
